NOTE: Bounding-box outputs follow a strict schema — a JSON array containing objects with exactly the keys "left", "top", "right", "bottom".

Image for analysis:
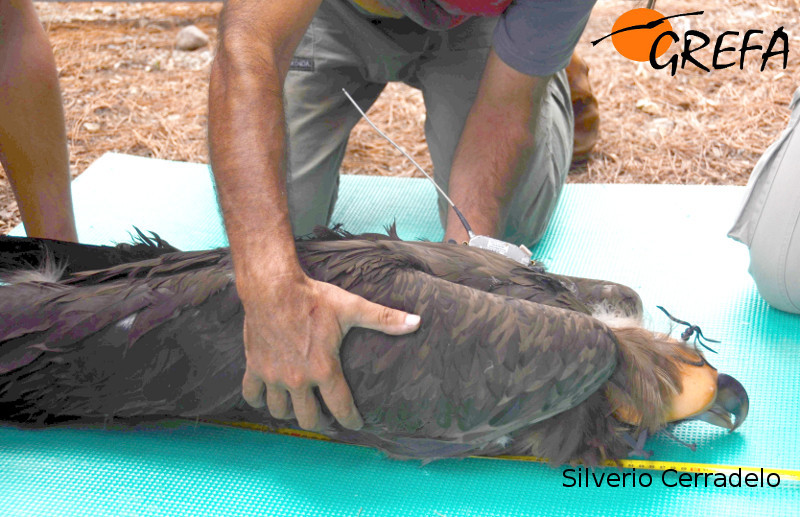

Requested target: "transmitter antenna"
[
  {"left": 342, "top": 89, "right": 533, "bottom": 266},
  {"left": 342, "top": 89, "right": 475, "bottom": 240}
]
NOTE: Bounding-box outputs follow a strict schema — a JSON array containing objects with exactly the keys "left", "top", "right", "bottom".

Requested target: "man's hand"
[{"left": 240, "top": 274, "right": 421, "bottom": 431}]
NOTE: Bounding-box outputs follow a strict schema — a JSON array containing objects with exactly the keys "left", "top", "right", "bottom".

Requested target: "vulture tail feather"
[{"left": 0, "top": 232, "right": 178, "bottom": 281}]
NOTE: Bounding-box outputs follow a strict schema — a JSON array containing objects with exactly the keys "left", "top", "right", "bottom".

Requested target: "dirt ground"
[{"left": 1, "top": 0, "right": 798, "bottom": 234}]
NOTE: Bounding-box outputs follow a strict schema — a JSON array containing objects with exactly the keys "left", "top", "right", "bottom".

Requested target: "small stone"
[
  {"left": 635, "top": 98, "right": 661, "bottom": 116},
  {"left": 645, "top": 118, "right": 675, "bottom": 138},
  {"left": 175, "top": 25, "right": 209, "bottom": 51}
]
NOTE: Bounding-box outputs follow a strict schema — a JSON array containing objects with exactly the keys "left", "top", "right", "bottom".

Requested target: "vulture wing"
[
  {"left": 0, "top": 233, "right": 747, "bottom": 464},
  {"left": 294, "top": 237, "right": 619, "bottom": 458}
]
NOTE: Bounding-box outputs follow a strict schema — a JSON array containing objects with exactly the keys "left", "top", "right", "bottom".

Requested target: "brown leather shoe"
[{"left": 566, "top": 53, "right": 600, "bottom": 163}]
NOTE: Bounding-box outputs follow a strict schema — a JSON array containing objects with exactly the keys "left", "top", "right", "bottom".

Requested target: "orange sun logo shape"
[{"left": 611, "top": 8, "right": 674, "bottom": 62}]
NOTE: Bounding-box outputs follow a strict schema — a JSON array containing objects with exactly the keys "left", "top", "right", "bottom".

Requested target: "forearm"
[
  {"left": 0, "top": 0, "right": 76, "bottom": 241},
  {"left": 444, "top": 50, "right": 551, "bottom": 242},
  {"left": 208, "top": 1, "right": 420, "bottom": 431},
  {"left": 209, "top": 48, "right": 300, "bottom": 294},
  {"left": 208, "top": 1, "right": 318, "bottom": 297}
]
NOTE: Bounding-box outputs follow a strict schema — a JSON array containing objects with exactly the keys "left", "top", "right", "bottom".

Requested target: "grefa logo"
[{"left": 592, "top": 2, "right": 789, "bottom": 76}]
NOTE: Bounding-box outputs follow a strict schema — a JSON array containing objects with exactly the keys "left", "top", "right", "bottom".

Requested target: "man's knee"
[
  {"left": 747, "top": 237, "right": 800, "bottom": 314},
  {"left": 729, "top": 87, "right": 800, "bottom": 314},
  {"left": 565, "top": 53, "right": 600, "bottom": 162}
]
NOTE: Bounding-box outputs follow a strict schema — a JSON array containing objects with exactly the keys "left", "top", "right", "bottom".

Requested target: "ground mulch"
[{"left": 1, "top": 0, "right": 797, "bottom": 234}]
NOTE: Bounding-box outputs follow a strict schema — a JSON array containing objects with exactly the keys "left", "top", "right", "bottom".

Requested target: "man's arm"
[
  {"left": 0, "top": 0, "right": 77, "bottom": 242},
  {"left": 208, "top": 0, "right": 420, "bottom": 431},
  {"left": 444, "top": 49, "right": 551, "bottom": 243}
]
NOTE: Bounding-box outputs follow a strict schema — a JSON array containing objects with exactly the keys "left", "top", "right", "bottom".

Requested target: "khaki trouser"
[
  {"left": 729, "top": 87, "right": 800, "bottom": 314},
  {"left": 284, "top": 0, "right": 573, "bottom": 245}
]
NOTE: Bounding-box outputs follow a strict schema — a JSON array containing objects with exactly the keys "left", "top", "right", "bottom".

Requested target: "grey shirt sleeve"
[{"left": 493, "top": 0, "right": 598, "bottom": 76}]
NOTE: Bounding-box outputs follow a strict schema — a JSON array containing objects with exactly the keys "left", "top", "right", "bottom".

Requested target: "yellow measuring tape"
[
  {"left": 210, "top": 420, "right": 800, "bottom": 483},
  {"left": 213, "top": 421, "right": 333, "bottom": 442}
]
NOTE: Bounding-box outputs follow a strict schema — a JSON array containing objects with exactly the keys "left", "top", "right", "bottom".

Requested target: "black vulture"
[{"left": 0, "top": 229, "right": 748, "bottom": 465}]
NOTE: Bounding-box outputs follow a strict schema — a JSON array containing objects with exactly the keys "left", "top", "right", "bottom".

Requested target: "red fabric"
[{"left": 436, "top": 0, "right": 513, "bottom": 16}]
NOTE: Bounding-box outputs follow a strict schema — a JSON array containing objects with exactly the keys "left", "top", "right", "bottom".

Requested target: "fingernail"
[{"left": 405, "top": 314, "right": 421, "bottom": 327}]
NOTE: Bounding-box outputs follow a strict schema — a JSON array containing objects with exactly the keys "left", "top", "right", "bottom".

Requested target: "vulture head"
[{"left": 0, "top": 228, "right": 748, "bottom": 465}]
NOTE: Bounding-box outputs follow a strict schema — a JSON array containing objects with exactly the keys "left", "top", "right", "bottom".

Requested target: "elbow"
[
  {"left": 212, "top": 34, "right": 280, "bottom": 88},
  {"left": 208, "top": 32, "right": 284, "bottom": 126}
]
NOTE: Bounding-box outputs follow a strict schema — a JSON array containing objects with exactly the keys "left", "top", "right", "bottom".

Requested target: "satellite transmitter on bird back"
[{"left": 343, "top": 89, "right": 535, "bottom": 267}]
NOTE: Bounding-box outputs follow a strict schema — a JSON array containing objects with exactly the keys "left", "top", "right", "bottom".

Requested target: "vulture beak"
[
  {"left": 692, "top": 373, "right": 749, "bottom": 431},
  {"left": 611, "top": 347, "right": 750, "bottom": 434}
]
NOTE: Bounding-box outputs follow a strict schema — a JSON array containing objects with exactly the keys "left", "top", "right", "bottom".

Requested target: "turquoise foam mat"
[{"left": 3, "top": 153, "right": 800, "bottom": 516}]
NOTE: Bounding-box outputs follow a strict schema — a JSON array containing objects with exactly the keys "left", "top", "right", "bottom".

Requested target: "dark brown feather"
[{"left": 0, "top": 233, "right": 702, "bottom": 464}]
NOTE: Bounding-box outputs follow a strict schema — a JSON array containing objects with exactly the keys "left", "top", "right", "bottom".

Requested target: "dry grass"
[
  {"left": 0, "top": 0, "right": 798, "bottom": 234},
  {"left": 572, "top": 0, "right": 800, "bottom": 184}
]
